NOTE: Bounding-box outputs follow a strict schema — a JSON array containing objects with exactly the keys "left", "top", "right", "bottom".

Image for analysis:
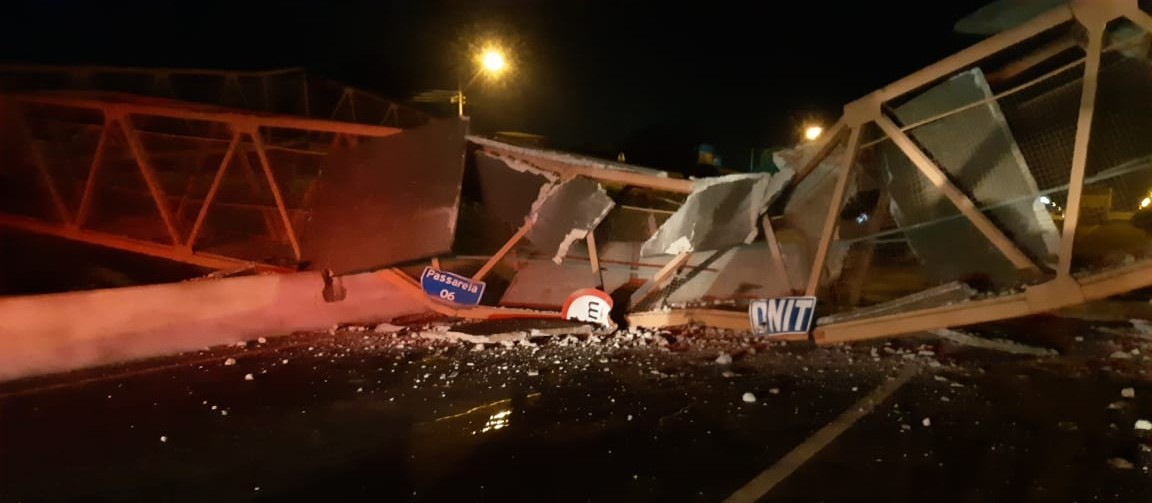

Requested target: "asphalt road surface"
[{"left": 2, "top": 321, "right": 1151, "bottom": 502}]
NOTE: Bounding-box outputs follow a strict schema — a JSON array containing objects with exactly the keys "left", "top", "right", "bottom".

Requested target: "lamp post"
[{"left": 454, "top": 47, "right": 509, "bottom": 117}]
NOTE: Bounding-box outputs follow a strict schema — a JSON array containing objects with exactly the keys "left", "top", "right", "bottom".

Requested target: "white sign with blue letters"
[
  {"left": 421, "top": 267, "right": 486, "bottom": 306},
  {"left": 749, "top": 296, "right": 817, "bottom": 336}
]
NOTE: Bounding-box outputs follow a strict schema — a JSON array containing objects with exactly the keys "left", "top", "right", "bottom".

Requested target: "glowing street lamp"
[
  {"left": 454, "top": 45, "right": 511, "bottom": 117},
  {"left": 481, "top": 49, "right": 507, "bottom": 74},
  {"left": 803, "top": 125, "right": 824, "bottom": 142}
]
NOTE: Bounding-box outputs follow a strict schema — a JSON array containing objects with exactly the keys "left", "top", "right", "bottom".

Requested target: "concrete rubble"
[
  {"left": 525, "top": 177, "right": 615, "bottom": 264},
  {"left": 642, "top": 171, "right": 793, "bottom": 256}
]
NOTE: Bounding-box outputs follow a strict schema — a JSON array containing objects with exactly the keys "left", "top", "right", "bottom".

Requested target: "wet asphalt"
[{"left": 1, "top": 323, "right": 1151, "bottom": 503}]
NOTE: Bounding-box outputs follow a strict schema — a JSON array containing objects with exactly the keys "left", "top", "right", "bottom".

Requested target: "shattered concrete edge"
[
  {"left": 551, "top": 183, "right": 616, "bottom": 264},
  {"left": 477, "top": 151, "right": 560, "bottom": 229},
  {"left": 930, "top": 328, "right": 1058, "bottom": 356},
  {"left": 641, "top": 169, "right": 794, "bottom": 256},
  {"left": 818, "top": 281, "right": 977, "bottom": 325},
  {"left": 468, "top": 135, "right": 673, "bottom": 178}
]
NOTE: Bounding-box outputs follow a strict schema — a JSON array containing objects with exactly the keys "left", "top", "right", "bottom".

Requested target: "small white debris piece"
[
  {"left": 721, "top": 371, "right": 736, "bottom": 378},
  {"left": 742, "top": 392, "right": 757, "bottom": 403},
  {"left": 1109, "top": 457, "right": 1135, "bottom": 470},
  {"left": 282, "top": 359, "right": 289, "bottom": 365},
  {"left": 1110, "top": 351, "right": 1135, "bottom": 360},
  {"left": 526, "top": 370, "right": 539, "bottom": 377},
  {"left": 244, "top": 373, "right": 254, "bottom": 381},
  {"left": 254, "top": 487, "right": 261, "bottom": 492},
  {"left": 1122, "top": 387, "right": 1136, "bottom": 398},
  {"left": 1074, "top": 336, "right": 1084, "bottom": 342},
  {"left": 627, "top": 414, "right": 633, "bottom": 421},
  {"left": 160, "top": 436, "right": 168, "bottom": 443},
  {"left": 922, "top": 417, "right": 932, "bottom": 427},
  {"left": 715, "top": 353, "right": 733, "bottom": 365},
  {"left": 235, "top": 341, "right": 247, "bottom": 348},
  {"left": 374, "top": 323, "right": 404, "bottom": 334},
  {"left": 221, "top": 410, "right": 228, "bottom": 416},
  {"left": 356, "top": 387, "right": 363, "bottom": 393},
  {"left": 257, "top": 337, "right": 267, "bottom": 344},
  {"left": 768, "top": 388, "right": 780, "bottom": 395},
  {"left": 224, "top": 358, "right": 236, "bottom": 366},
  {"left": 1136, "top": 419, "right": 1152, "bottom": 431}
]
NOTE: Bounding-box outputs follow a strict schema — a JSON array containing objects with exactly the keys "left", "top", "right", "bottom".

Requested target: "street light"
[
  {"left": 481, "top": 49, "right": 507, "bottom": 74},
  {"left": 454, "top": 45, "right": 510, "bottom": 117},
  {"left": 411, "top": 43, "right": 512, "bottom": 118},
  {"left": 803, "top": 125, "right": 824, "bottom": 142}
]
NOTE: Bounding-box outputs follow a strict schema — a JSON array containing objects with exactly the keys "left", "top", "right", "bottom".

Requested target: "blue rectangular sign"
[
  {"left": 420, "top": 267, "right": 486, "bottom": 306},
  {"left": 749, "top": 297, "right": 817, "bottom": 336}
]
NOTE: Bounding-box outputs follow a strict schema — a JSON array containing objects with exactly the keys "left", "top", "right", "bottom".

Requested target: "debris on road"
[
  {"left": 1136, "top": 419, "right": 1152, "bottom": 431},
  {"left": 374, "top": 323, "right": 404, "bottom": 334},
  {"left": 715, "top": 353, "right": 733, "bottom": 365},
  {"left": 1122, "top": 387, "right": 1136, "bottom": 398},
  {"left": 224, "top": 358, "right": 236, "bottom": 366},
  {"left": 742, "top": 392, "right": 757, "bottom": 403},
  {"left": 244, "top": 373, "right": 254, "bottom": 381},
  {"left": 1109, "top": 457, "right": 1136, "bottom": 470},
  {"left": 930, "top": 328, "right": 1057, "bottom": 356}
]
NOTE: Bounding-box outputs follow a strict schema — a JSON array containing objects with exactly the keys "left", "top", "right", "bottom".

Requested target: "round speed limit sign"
[{"left": 561, "top": 288, "right": 613, "bottom": 327}]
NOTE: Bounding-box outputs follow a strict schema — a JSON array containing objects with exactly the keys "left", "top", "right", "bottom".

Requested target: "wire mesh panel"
[
  {"left": 1071, "top": 22, "right": 1152, "bottom": 272},
  {"left": 893, "top": 67, "right": 1061, "bottom": 268}
]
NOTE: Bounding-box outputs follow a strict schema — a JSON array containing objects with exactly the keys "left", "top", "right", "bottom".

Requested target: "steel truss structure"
[{"left": 6, "top": 1, "right": 1152, "bottom": 346}]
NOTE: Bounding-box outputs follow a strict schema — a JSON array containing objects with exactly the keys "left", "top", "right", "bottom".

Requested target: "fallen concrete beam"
[{"left": 0, "top": 270, "right": 424, "bottom": 381}]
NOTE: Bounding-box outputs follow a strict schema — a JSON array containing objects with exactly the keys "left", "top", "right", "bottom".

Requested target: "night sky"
[{"left": 1, "top": 0, "right": 994, "bottom": 167}]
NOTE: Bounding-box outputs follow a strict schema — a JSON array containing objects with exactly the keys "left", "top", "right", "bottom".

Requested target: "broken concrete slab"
[
  {"left": 303, "top": 119, "right": 467, "bottom": 274},
  {"left": 419, "top": 318, "right": 596, "bottom": 344},
  {"left": 451, "top": 318, "right": 596, "bottom": 337},
  {"left": 525, "top": 177, "right": 615, "bottom": 264},
  {"left": 499, "top": 258, "right": 601, "bottom": 308},
  {"left": 818, "top": 281, "right": 977, "bottom": 325},
  {"left": 641, "top": 170, "right": 793, "bottom": 257},
  {"left": 474, "top": 151, "right": 558, "bottom": 229},
  {"left": 931, "top": 328, "right": 1058, "bottom": 356},
  {"left": 664, "top": 243, "right": 797, "bottom": 304},
  {"left": 416, "top": 330, "right": 527, "bottom": 345}
]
